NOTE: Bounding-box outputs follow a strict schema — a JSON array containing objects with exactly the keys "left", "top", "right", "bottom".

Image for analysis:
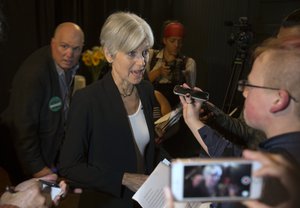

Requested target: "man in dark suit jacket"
[{"left": 1, "top": 22, "right": 84, "bottom": 178}]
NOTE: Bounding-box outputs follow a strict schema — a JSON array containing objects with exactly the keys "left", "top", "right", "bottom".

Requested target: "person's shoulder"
[
  {"left": 139, "top": 79, "right": 153, "bottom": 90},
  {"left": 138, "top": 80, "right": 154, "bottom": 98},
  {"left": 12, "top": 46, "right": 53, "bottom": 83},
  {"left": 75, "top": 81, "right": 101, "bottom": 96},
  {"left": 149, "top": 48, "right": 160, "bottom": 58},
  {"left": 186, "top": 57, "right": 196, "bottom": 64},
  {"left": 71, "top": 82, "right": 100, "bottom": 108},
  {"left": 19, "top": 46, "right": 52, "bottom": 71},
  {"left": 179, "top": 53, "right": 194, "bottom": 61},
  {"left": 187, "top": 56, "right": 195, "bottom": 62},
  {"left": 24, "top": 46, "right": 51, "bottom": 61},
  {"left": 149, "top": 48, "right": 159, "bottom": 54},
  {"left": 74, "top": 75, "right": 112, "bottom": 99},
  {"left": 185, "top": 56, "right": 196, "bottom": 66}
]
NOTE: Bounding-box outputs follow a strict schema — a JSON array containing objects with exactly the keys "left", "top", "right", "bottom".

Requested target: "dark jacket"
[
  {"left": 199, "top": 127, "right": 300, "bottom": 208},
  {"left": 207, "top": 105, "right": 266, "bottom": 149},
  {"left": 1, "top": 46, "right": 65, "bottom": 175},
  {"left": 58, "top": 72, "right": 156, "bottom": 208},
  {"left": 199, "top": 125, "right": 300, "bottom": 164}
]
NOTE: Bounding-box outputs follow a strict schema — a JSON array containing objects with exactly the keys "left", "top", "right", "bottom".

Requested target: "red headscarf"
[{"left": 163, "top": 22, "right": 185, "bottom": 38}]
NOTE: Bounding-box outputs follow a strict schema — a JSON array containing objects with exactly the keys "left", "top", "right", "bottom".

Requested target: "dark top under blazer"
[
  {"left": 1, "top": 46, "right": 65, "bottom": 175},
  {"left": 59, "top": 72, "right": 156, "bottom": 207}
]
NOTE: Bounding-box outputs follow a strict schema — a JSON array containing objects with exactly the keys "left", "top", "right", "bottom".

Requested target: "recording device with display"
[
  {"left": 173, "top": 85, "right": 209, "bottom": 101},
  {"left": 173, "top": 85, "right": 224, "bottom": 116},
  {"left": 171, "top": 158, "right": 263, "bottom": 202},
  {"left": 40, "top": 179, "right": 62, "bottom": 200}
]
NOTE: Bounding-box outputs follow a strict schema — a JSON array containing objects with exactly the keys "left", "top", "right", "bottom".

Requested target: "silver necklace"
[{"left": 121, "top": 85, "right": 135, "bottom": 97}]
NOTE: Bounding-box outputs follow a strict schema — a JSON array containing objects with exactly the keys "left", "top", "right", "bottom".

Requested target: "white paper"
[
  {"left": 132, "top": 159, "right": 170, "bottom": 208},
  {"left": 154, "top": 108, "right": 181, "bottom": 125},
  {"left": 132, "top": 159, "right": 205, "bottom": 208},
  {"left": 154, "top": 112, "right": 171, "bottom": 125}
]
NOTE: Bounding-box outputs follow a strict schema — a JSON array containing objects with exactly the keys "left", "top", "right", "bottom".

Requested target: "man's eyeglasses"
[{"left": 237, "top": 79, "right": 298, "bottom": 102}]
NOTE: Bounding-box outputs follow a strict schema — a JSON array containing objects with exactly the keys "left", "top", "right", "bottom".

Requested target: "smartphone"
[
  {"left": 171, "top": 158, "right": 263, "bottom": 202},
  {"left": 173, "top": 85, "right": 209, "bottom": 101},
  {"left": 40, "top": 179, "right": 62, "bottom": 200}
]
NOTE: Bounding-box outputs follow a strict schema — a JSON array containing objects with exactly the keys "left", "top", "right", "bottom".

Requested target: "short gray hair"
[
  {"left": 203, "top": 165, "right": 223, "bottom": 178},
  {"left": 100, "top": 11, "right": 154, "bottom": 56}
]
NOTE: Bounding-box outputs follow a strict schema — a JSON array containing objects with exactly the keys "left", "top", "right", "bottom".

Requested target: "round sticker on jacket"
[{"left": 49, "top": 96, "right": 62, "bottom": 112}]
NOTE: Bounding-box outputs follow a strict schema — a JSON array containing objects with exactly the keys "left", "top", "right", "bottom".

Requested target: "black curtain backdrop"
[
  {"left": 0, "top": 0, "right": 299, "bottom": 113},
  {"left": 0, "top": 0, "right": 172, "bottom": 112}
]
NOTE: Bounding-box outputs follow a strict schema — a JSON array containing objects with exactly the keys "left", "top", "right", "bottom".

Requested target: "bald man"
[{"left": 1, "top": 22, "right": 84, "bottom": 178}]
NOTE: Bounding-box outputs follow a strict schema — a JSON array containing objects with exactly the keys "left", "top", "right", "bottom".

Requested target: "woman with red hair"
[{"left": 146, "top": 20, "right": 197, "bottom": 108}]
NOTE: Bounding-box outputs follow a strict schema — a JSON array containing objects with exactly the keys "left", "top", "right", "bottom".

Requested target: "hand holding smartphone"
[
  {"left": 173, "top": 85, "right": 209, "bottom": 101},
  {"left": 171, "top": 158, "right": 263, "bottom": 202},
  {"left": 39, "top": 179, "right": 63, "bottom": 200}
]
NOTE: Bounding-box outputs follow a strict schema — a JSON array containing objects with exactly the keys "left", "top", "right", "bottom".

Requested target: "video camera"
[{"left": 225, "top": 17, "right": 253, "bottom": 53}]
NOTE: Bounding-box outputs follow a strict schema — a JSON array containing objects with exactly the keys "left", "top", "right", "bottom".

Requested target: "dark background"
[{"left": 0, "top": 0, "right": 299, "bottom": 114}]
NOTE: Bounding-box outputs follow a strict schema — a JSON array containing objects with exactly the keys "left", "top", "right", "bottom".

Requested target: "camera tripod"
[
  {"left": 222, "top": 49, "right": 248, "bottom": 116},
  {"left": 222, "top": 17, "right": 253, "bottom": 116}
]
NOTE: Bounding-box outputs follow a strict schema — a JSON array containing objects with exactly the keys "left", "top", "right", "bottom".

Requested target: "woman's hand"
[{"left": 122, "top": 173, "right": 148, "bottom": 192}]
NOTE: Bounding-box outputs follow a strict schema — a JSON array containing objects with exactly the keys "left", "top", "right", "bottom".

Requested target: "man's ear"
[
  {"left": 270, "top": 90, "right": 290, "bottom": 113},
  {"left": 103, "top": 47, "right": 113, "bottom": 63}
]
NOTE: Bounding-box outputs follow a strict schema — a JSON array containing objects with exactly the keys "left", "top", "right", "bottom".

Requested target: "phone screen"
[
  {"left": 40, "top": 180, "right": 62, "bottom": 200},
  {"left": 183, "top": 163, "right": 252, "bottom": 198}
]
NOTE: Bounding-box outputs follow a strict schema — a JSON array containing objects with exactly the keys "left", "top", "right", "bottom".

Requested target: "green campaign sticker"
[{"left": 49, "top": 96, "right": 62, "bottom": 112}]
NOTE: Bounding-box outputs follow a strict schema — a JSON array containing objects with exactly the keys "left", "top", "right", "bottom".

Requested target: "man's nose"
[{"left": 65, "top": 47, "right": 74, "bottom": 57}]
